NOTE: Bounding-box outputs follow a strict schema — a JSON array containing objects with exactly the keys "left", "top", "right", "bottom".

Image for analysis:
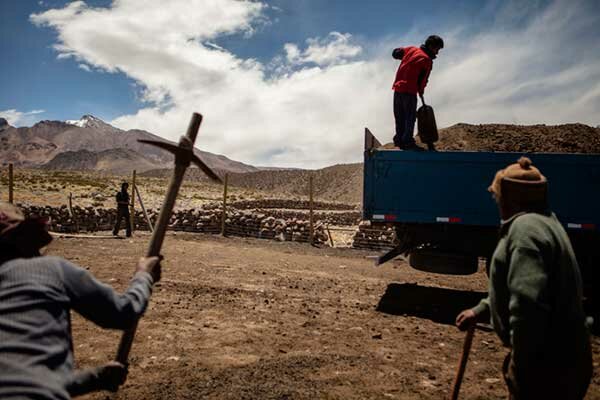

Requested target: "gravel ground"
[{"left": 44, "top": 232, "right": 600, "bottom": 400}]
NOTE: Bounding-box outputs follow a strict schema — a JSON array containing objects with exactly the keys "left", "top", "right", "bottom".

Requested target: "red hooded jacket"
[{"left": 391, "top": 46, "right": 432, "bottom": 95}]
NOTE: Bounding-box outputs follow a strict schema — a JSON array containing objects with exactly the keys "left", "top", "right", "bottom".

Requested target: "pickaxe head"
[{"left": 138, "top": 132, "right": 222, "bottom": 183}]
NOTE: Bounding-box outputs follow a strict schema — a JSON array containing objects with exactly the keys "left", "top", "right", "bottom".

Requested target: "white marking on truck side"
[
  {"left": 373, "top": 214, "right": 385, "bottom": 220},
  {"left": 567, "top": 223, "right": 596, "bottom": 230}
]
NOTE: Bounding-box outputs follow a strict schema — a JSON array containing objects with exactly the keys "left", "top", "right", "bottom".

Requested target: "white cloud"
[
  {"left": 0, "top": 109, "right": 45, "bottom": 127},
  {"left": 78, "top": 63, "right": 91, "bottom": 72},
  {"left": 285, "top": 32, "right": 362, "bottom": 66},
  {"left": 29, "top": 0, "right": 600, "bottom": 168}
]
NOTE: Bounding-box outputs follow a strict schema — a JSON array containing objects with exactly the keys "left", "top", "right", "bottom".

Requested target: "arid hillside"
[
  {"left": 0, "top": 115, "right": 258, "bottom": 173},
  {"left": 229, "top": 163, "right": 363, "bottom": 205},
  {"left": 41, "top": 148, "right": 160, "bottom": 175},
  {"left": 142, "top": 163, "right": 364, "bottom": 205}
]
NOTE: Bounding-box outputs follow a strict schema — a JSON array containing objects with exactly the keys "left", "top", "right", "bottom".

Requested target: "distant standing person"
[
  {"left": 391, "top": 35, "right": 443, "bottom": 151},
  {"left": 113, "top": 182, "right": 131, "bottom": 237},
  {"left": 455, "top": 157, "right": 593, "bottom": 399}
]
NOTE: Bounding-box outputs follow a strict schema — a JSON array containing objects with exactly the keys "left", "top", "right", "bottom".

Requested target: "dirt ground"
[{"left": 46, "top": 232, "right": 600, "bottom": 400}]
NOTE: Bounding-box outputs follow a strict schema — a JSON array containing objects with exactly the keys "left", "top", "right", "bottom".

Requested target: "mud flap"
[{"left": 374, "top": 242, "right": 411, "bottom": 266}]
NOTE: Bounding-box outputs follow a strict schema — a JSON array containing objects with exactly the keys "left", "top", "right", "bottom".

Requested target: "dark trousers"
[
  {"left": 502, "top": 348, "right": 592, "bottom": 400},
  {"left": 113, "top": 208, "right": 131, "bottom": 237},
  {"left": 393, "top": 91, "right": 417, "bottom": 147}
]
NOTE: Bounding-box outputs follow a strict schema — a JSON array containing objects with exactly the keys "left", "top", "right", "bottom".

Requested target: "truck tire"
[{"left": 409, "top": 250, "right": 478, "bottom": 275}]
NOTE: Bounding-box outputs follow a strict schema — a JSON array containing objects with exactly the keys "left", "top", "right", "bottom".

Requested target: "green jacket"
[{"left": 473, "top": 212, "right": 590, "bottom": 370}]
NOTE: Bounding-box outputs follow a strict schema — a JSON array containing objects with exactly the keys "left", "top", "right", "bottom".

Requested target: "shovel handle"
[{"left": 450, "top": 324, "right": 475, "bottom": 400}]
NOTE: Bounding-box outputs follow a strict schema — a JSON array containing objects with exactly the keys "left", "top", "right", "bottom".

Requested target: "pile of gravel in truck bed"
[{"left": 435, "top": 123, "right": 600, "bottom": 153}]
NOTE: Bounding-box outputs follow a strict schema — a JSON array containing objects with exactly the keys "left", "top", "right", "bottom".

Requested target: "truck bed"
[{"left": 363, "top": 149, "right": 600, "bottom": 231}]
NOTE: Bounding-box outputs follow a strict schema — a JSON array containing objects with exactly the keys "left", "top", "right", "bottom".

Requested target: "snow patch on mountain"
[{"left": 66, "top": 115, "right": 116, "bottom": 130}]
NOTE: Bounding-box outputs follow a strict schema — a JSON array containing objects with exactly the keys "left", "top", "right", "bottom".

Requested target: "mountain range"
[
  {"left": 2, "top": 115, "right": 599, "bottom": 205},
  {"left": 0, "top": 115, "right": 259, "bottom": 174}
]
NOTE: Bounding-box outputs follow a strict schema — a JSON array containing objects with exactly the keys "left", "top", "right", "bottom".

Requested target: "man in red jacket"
[{"left": 392, "top": 35, "right": 443, "bottom": 151}]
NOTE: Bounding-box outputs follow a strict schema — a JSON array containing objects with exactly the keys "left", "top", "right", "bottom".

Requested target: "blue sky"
[
  {"left": 2, "top": 0, "right": 498, "bottom": 122},
  {"left": 1, "top": 0, "right": 599, "bottom": 167}
]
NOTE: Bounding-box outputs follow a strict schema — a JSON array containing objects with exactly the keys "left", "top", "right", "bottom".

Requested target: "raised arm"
[{"left": 60, "top": 258, "right": 159, "bottom": 330}]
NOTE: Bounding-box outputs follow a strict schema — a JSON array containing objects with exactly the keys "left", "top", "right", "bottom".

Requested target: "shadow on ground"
[{"left": 376, "top": 283, "right": 487, "bottom": 326}]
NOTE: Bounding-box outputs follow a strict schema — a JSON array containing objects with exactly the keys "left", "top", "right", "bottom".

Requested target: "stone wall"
[
  {"left": 18, "top": 205, "right": 401, "bottom": 249},
  {"left": 239, "top": 208, "right": 360, "bottom": 227},
  {"left": 19, "top": 204, "right": 330, "bottom": 245},
  {"left": 351, "top": 221, "right": 397, "bottom": 250},
  {"left": 206, "top": 199, "right": 357, "bottom": 211}
]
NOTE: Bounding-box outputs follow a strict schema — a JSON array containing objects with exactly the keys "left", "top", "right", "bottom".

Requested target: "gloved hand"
[
  {"left": 66, "top": 361, "right": 128, "bottom": 396},
  {"left": 136, "top": 255, "right": 162, "bottom": 282},
  {"left": 97, "top": 361, "right": 128, "bottom": 392}
]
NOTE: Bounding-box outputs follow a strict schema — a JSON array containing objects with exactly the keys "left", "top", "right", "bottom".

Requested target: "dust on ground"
[{"left": 46, "top": 232, "right": 600, "bottom": 399}]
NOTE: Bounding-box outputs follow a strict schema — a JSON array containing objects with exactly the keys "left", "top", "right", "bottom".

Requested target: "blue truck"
[{"left": 362, "top": 128, "right": 600, "bottom": 317}]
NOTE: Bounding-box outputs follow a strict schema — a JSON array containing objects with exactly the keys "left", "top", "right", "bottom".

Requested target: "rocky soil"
[
  {"left": 435, "top": 123, "right": 600, "bottom": 153},
  {"left": 46, "top": 233, "right": 600, "bottom": 400}
]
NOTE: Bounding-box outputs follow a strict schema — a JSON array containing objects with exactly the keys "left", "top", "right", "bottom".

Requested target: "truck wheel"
[{"left": 409, "top": 250, "right": 478, "bottom": 275}]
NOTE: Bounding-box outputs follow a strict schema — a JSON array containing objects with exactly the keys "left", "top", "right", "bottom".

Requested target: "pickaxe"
[
  {"left": 115, "top": 112, "right": 222, "bottom": 365},
  {"left": 449, "top": 323, "right": 493, "bottom": 400}
]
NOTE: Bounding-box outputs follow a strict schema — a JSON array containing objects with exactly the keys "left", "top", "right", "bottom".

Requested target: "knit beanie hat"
[
  {"left": 0, "top": 202, "right": 52, "bottom": 252},
  {"left": 488, "top": 157, "right": 548, "bottom": 207}
]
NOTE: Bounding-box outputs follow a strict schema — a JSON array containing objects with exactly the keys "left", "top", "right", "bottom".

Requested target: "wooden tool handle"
[
  {"left": 115, "top": 113, "right": 203, "bottom": 364},
  {"left": 450, "top": 324, "right": 475, "bottom": 400}
]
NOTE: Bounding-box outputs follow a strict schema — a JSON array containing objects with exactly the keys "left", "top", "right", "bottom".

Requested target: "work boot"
[{"left": 402, "top": 143, "right": 426, "bottom": 152}]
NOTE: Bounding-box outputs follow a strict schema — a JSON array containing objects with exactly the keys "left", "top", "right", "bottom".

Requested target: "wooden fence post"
[
  {"left": 8, "top": 163, "right": 14, "bottom": 204},
  {"left": 135, "top": 186, "right": 153, "bottom": 232},
  {"left": 309, "top": 174, "right": 314, "bottom": 244},
  {"left": 130, "top": 170, "right": 136, "bottom": 234},
  {"left": 326, "top": 224, "right": 334, "bottom": 247},
  {"left": 68, "top": 192, "right": 80, "bottom": 233},
  {"left": 221, "top": 173, "right": 229, "bottom": 236}
]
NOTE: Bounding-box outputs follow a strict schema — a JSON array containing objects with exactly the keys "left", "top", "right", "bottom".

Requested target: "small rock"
[{"left": 372, "top": 333, "right": 383, "bottom": 339}]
